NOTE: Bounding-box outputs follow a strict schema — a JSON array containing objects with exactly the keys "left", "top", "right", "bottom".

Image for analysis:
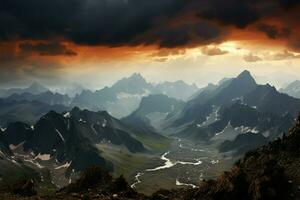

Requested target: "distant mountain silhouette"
[
  {"left": 72, "top": 73, "right": 197, "bottom": 118},
  {"left": 279, "top": 80, "right": 300, "bottom": 99},
  {"left": 153, "top": 80, "right": 198, "bottom": 101},
  {"left": 0, "top": 82, "right": 49, "bottom": 98},
  {"left": 7, "top": 91, "right": 71, "bottom": 106},
  {"left": 0, "top": 99, "right": 68, "bottom": 126}
]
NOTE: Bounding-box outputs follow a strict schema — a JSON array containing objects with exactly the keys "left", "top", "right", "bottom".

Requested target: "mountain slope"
[
  {"left": 122, "top": 94, "right": 185, "bottom": 132},
  {"left": 279, "top": 80, "right": 300, "bottom": 99},
  {"left": 172, "top": 70, "right": 257, "bottom": 127},
  {"left": 166, "top": 70, "right": 298, "bottom": 155},
  {"left": 0, "top": 107, "right": 169, "bottom": 176},
  {"left": 0, "top": 107, "right": 164, "bottom": 192},
  {"left": 244, "top": 84, "right": 300, "bottom": 117},
  {"left": 175, "top": 101, "right": 294, "bottom": 143}
]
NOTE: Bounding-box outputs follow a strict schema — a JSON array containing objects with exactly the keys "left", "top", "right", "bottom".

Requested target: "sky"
[{"left": 0, "top": 0, "right": 300, "bottom": 89}]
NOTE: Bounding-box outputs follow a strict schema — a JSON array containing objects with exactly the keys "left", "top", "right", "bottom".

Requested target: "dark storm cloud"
[
  {"left": 257, "top": 23, "right": 279, "bottom": 39},
  {"left": 256, "top": 23, "right": 291, "bottom": 39},
  {"left": 279, "top": 0, "right": 300, "bottom": 9},
  {"left": 0, "top": 0, "right": 186, "bottom": 46},
  {"left": 198, "top": 0, "right": 259, "bottom": 28},
  {"left": 0, "top": 0, "right": 299, "bottom": 48},
  {"left": 19, "top": 42, "right": 77, "bottom": 56},
  {"left": 150, "top": 22, "right": 223, "bottom": 48},
  {"left": 0, "top": 0, "right": 84, "bottom": 40},
  {"left": 157, "top": 27, "right": 191, "bottom": 48}
]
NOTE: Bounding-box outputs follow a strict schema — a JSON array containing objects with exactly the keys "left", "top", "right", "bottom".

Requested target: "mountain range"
[
  {"left": 1, "top": 70, "right": 300, "bottom": 198},
  {"left": 0, "top": 74, "right": 198, "bottom": 125},
  {"left": 2, "top": 111, "right": 300, "bottom": 200},
  {"left": 71, "top": 73, "right": 198, "bottom": 118},
  {"left": 154, "top": 70, "right": 300, "bottom": 155},
  {"left": 0, "top": 107, "right": 170, "bottom": 191}
]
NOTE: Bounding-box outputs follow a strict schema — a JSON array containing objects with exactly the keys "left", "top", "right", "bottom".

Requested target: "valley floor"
[{"left": 127, "top": 137, "right": 236, "bottom": 195}]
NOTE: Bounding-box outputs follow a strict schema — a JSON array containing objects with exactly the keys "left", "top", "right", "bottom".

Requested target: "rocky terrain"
[{"left": 2, "top": 113, "right": 300, "bottom": 199}]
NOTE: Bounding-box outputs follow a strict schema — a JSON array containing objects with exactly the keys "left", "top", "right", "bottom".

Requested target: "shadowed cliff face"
[{"left": 3, "top": 115, "right": 300, "bottom": 199}]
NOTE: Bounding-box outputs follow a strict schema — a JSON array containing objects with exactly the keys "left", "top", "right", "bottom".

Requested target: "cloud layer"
[
  {"left": 0, "top": 0, "right": 300, "bottom": 86},
  {"left": 0, "top": 0, "right": 298, "bottom": 48}
]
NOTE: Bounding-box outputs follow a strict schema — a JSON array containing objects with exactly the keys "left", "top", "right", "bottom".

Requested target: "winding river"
[{"left": 130, "top": 138, "right": 228, "bottom": 193}]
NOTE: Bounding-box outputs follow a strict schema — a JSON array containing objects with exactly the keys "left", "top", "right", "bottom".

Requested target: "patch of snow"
[
  {"left": 197, "top": 105, "right": 220, "bottom": 128},
  {"left": 78, "top": 118, "right": 86, "bottom": 123},
  {"left": 102, "top": 119, "right": 107, "bottom": 128},
  {"left": 63, "top": 112, "right": 71, "bottom": 118},
  {"left": 249, "top": 127, "right": 259, "bottom": 134},
  {"left": 55, "top": 129, "right": 65, "bottom": 143},
  {"left": 24, "top": 159, "right": 45, "bottom": 168},
  {"left": 212, "top": 121, "right": 239, "bottom": 141},
  {"left": 31, "top": 125, "right": 35, "bottom": 130},
  {"left": 55, "top": 161, "right": 72, "bottom": 170},
  {"left": 0, "top": 127, "right": 6, "bottom": 132},
  {"left": 234, "top": 126, "right": 259, "bottom": 134}
]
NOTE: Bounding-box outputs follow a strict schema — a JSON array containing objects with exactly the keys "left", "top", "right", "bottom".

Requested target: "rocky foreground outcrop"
[{"left": 2, "top": 115, "right": 300, "bottom": 200}]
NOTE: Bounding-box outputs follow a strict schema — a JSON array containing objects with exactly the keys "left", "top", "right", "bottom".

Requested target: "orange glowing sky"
[{"left": 0, "top": 0, "right": 300, "bottom": 88}]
